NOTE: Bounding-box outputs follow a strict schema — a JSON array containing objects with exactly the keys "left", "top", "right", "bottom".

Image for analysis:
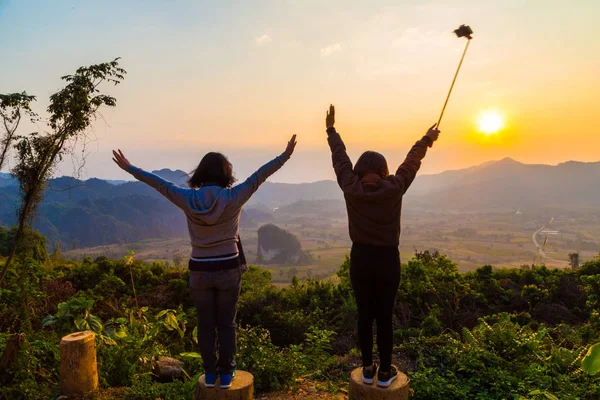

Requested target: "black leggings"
[{"left": 350, "top": 244, "right": 401, "bottom": 371}]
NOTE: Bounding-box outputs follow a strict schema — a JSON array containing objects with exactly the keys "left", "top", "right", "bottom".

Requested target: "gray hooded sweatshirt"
[{"left": 127, "top": 152, "right": 290, "bottom": 259}]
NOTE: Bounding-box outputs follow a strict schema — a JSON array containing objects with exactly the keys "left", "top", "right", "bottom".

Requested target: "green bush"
[
  {"left": 124, "top": 374, "right": 198, "bottom": 400},
  {"left": 236, "top": 325, "right": 336, "bottom": 392},
  {"left": 0, "top": 332, "right": 60, "bottom": 400},
  {"left": 405, "top": 314, "right": 600, "bottom": 399},
  {"left": 2, "top": 243, "right": 600, "bottom": 398}
]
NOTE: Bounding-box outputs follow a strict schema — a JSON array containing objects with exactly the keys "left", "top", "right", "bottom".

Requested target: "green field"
[{"left": 65, "top": 208, "right": 599, "bottom": 278}]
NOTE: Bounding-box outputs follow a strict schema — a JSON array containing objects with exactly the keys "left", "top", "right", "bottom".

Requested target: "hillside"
[
  {"left": 0, "top": 170, "right": 253, "bottom": 247},
  {"left": 248, "top": 180, "right": 342, "bottom": 206},
  {"left": 409, "top": 158, "right": 600, "bottom": 211},
  {"left": 1, "top": 158, "right": 599, "bottom": 248}
]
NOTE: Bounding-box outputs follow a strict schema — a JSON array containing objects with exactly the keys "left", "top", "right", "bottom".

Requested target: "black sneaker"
[
  {"left": 362, "top": 363, "right": 377, "bottom": 384},
  {"left": 377, "top": 365, "right": 398, "bottom": 388}
]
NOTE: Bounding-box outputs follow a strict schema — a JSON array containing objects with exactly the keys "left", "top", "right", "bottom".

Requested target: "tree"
[
  {"left": 0, "top": 58, "right": 126, "bottom": 285},
  {"left": 0, "top": 226, "right": 47, "bottom": 262},
  {"left": 172, "top": 254, "right": 184, "bottom": 268},
  {"left": 0, "top": 92, "right": 37, "bottom": 171},
  {"left": 569, "top": 253, "right": 580, "bottom": 270}
]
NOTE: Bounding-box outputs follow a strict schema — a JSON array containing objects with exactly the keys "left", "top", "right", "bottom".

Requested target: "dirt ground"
[
  {"left": 87, "top": 381, "right": 348, "bottom": 400},
  {"left": 259, "top": 382, "right": 347, "bottom": 400}
]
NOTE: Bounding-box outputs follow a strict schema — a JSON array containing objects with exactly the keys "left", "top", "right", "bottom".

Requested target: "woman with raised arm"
[
  {"left": 325, "top": 105, "right": 439, "bottom": 388},
  {"left": 112, "top": 134, "right": 297, "bottom": 389}
]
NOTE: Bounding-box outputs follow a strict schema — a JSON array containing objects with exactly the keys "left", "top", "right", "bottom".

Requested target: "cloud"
[
  {"left": 391, "top": 27, "right": 453, "bottom": 49},
  {"left": 320, "top": 43, "right": 342, "bottom": 57},
  {"left": 255, "top": 34, "right": 272, "bottom": 46}
]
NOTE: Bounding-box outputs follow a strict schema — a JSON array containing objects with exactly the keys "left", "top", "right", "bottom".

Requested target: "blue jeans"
[{"left": 189, "top": 266, "right": 242, "bottom": 374}]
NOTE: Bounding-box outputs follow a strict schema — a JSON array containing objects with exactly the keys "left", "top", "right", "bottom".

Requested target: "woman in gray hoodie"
[{"left": 112, "top": 134, "right": 297, "bottom": 388}]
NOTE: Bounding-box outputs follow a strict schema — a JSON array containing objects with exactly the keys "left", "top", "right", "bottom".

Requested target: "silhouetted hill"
[{"left": 256, "top": 224, "right": 312, "bottom": 265}]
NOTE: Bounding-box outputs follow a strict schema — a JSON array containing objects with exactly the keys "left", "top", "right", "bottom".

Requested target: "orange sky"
[{"left": 1, "top": 0, "right": 599, "bottom": 182}]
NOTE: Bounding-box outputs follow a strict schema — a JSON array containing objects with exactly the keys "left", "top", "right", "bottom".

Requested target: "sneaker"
[
  {"left": 362, "top": 363, "right": 377, "bottom": 384},
  {"left": 220, "top": 370, "right": 236, "bottom": 389},
  {"left": 377, "top": 365, "right": 398, "bottom": 388},
  {"left": 204, "top": 373, "right": 217, "bottom": 388}
]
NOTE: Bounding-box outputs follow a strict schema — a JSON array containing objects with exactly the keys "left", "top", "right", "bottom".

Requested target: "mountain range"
[
  {"left": 1, "top": 157, "right": 599, "bottom": 248},
  {"left": 407, "top": 158, "right": 600, "bottom": 210}
]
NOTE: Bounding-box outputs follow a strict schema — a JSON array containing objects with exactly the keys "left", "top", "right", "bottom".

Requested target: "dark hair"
[
  {"left": 354, "top": 151, "right": 389, "bottom": 178},
  {"left": 188, "top": 152, "right": 236, "bottom": 188}
]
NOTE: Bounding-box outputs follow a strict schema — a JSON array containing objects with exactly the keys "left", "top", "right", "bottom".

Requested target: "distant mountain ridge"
[
  {"left": 0, "top": 168, "right": 249, "bottom": 247},
  {"left": 1, "top": 158, "right": 599, "bottom": 247},
  {"left": 408, "top": 158, "right": 600, "bottom": 210}
]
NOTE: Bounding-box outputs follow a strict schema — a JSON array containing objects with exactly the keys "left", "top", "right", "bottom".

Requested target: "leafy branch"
[
  {"left": 0, "top": 58, "right": 126, "bottom": 285},
  {"left": 0, "top": 92, "right": 37, "bottom": 171}
]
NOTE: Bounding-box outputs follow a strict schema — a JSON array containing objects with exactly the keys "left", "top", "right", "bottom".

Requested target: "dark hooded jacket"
[{"left": 327, "top": 127, "right": 432, "bottom": 247}]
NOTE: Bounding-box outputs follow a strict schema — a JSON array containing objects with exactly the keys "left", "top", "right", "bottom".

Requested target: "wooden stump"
[
  {"left": 193, "top": 370, "right": 254, "bottom": 400},
  {"left": 349, "top": 366, "right": 409, "bottom": 400},
  {"left": 59, "top": 331, "right": 98, "bottom": 396}
]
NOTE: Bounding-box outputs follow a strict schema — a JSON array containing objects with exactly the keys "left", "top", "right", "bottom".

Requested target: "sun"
[{"left": 477, "top": 111, "right": 504, "bottom": 135}]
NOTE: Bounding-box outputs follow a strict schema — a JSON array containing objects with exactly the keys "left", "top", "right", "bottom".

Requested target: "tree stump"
[
  {"left": 59, "top": 331, "right": 98, "bottom": 396},
  {"left": 193, "top": 370, "right": 254, "bottom": 400},
  {"left": 349, "top": 367, "right": 409, "bottom": 400}
]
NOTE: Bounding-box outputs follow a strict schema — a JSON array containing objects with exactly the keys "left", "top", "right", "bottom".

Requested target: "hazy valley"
[{"left": 3, "top": 157, "right": 598, "bottom": 282}]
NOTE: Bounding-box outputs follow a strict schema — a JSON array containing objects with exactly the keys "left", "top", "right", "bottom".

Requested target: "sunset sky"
[{"left": 1, "top": 0, "right": 598, "bottom": 183}]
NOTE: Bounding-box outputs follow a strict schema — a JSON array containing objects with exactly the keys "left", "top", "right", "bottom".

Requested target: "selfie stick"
[{"left": 430, "top": 25, "right": 473, "bottom": 148}]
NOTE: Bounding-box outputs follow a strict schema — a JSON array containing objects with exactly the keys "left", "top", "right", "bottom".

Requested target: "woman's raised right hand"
[
  {"left": 426, "top": 123, "right": 441, "bottom": 142},
  {"left": 284, "top": 134, "right": 297, "bottom": 158}
]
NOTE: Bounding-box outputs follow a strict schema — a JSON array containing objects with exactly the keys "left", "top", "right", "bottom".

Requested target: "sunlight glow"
[{"left": 477, "top": 111, "right": 505, "bottom": 135}]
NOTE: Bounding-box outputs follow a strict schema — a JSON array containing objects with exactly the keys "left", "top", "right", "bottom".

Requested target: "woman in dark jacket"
[{"left": 325, "top": 104, "right": 439, "bottom": 387}]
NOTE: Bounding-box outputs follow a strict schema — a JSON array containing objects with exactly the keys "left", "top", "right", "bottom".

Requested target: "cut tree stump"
[
  {"left": 193, "top": 370, "right": 254, "bottom": 400},
  {"left": 349, "top": 366, "right": 409, "bottom": 400},
  {"left": 59, "top": 331, "right": 98, "bottom": 396}
]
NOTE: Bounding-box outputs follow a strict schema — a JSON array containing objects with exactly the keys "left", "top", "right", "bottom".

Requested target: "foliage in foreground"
[{"left": 1, "top": 243, "right": 600, "bottom": 399}]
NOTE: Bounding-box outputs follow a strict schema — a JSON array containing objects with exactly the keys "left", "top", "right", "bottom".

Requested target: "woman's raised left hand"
[{"left": 112, "top": 149, "right": 132, "bottom": 171}]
